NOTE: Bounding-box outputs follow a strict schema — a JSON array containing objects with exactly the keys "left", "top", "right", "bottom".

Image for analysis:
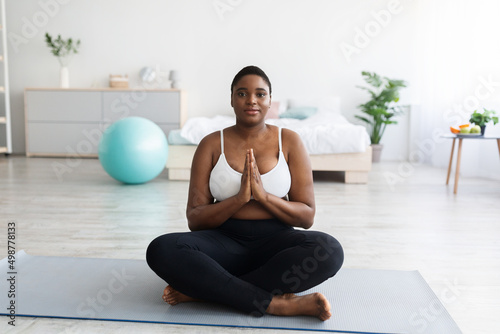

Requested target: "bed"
[{"left": 165, "top": 97, "right": 372, "bottom": 183}]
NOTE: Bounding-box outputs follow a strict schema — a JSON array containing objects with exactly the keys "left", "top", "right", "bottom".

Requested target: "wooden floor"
[{"left": 1, "top": 156, "right": 499, "bottom": 334}]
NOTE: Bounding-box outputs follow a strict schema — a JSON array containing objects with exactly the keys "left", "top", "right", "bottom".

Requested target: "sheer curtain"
[{"left": 413, "top": 0, "right": 500, "bottom": 180}]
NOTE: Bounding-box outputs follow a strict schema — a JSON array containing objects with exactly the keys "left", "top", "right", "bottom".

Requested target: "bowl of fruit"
[{"left": 450, "top": 124, "right": 482, "bottom": 137}]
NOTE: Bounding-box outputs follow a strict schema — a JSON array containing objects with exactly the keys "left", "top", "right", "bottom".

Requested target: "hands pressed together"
[
  {"left": 237, "top": 149, "right": 268, "bottom": 203},
  {"left": 187, "top": 135, "right": 315, "bottom": 231}
]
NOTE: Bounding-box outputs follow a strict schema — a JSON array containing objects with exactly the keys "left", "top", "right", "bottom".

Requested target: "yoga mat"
[{"left": 1, "top": 251, "right": 461, "bottom": 333}]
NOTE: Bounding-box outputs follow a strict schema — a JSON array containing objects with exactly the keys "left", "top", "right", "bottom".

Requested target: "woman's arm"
[
  {"left": 250, "top": 129, "right": 316, "bottom": 229},
  {"left": 186, "top": 134, "right": 252, "bottom": 231}
]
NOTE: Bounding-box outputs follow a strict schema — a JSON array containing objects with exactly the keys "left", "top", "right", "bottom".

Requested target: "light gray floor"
[{"left": 1, "top": 156, "right": 499, "bottom": 334}]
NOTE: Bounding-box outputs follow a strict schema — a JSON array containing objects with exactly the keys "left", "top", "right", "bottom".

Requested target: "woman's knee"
[
  {"left": 146, "top": 233, "right": 180, "bottom": 271},
  {"left": 308, "top": 232, "right": 344, "bottom": 277}
]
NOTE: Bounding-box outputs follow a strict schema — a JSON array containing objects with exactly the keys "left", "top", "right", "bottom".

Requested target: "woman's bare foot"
[
  {"left": 162, "top": 285, "right": 201, "bottom": 305},
  {"left": 266, "top": 292, "right": 332, "bottom": 321}
]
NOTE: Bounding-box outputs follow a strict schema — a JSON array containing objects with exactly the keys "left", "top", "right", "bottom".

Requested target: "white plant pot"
[
  {"left": 60, "top": 66, "right": 69, "bottom": 88},
  {"left": 371, "top": 144, "right": 383, "bottom": 162}
]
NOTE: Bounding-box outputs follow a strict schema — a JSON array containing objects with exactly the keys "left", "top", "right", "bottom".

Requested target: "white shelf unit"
[
  {"left": 24, "top": 88, "right": 186, "bottom": 157},
  {"left": 0, "top": 0, "right": 12, "bottom": 154}
]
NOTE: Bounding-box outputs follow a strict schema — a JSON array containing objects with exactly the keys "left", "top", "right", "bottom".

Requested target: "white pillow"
[{"left": 287, "top": 96, "right": 341, "bottom": 114}]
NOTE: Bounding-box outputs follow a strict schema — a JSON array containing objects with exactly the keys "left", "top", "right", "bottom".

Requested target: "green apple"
[
  {"left": 470, "top": 125, "right": 481, "bottom": 134},
  {"left": 460, "top": 127, "right": 471, "bottom": 134}
]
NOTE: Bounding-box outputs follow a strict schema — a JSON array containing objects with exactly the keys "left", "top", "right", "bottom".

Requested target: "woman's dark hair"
[{"left": 230, "top": 65, "right": 272, "bottom": 95}]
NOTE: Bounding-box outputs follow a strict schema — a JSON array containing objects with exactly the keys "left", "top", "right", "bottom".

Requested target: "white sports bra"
[{"left": 209, "top": 128, "right": 292, "bottom": 202}]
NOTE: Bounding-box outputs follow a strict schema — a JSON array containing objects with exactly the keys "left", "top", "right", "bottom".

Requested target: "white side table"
[{"left": 443, "top": 134, "right": 500, "bottom": 194}]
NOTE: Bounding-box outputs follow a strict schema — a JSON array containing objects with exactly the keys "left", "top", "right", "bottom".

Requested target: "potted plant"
[
  {"left": 469, "top": 108, "right": 498, "bottom": 135},
  {"left": 355, "top": 71, "right": 408, "bottom": 162},
  {"left": 45, "top": 33, "right": 81, "bottom": 88}
]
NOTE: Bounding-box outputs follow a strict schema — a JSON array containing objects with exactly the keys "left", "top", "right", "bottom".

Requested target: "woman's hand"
[
  {"left": 236, "top": 149, "right": 252, "bottom": 204},
  {"left": 249, "top": 148, "right": 268, "bottom": 202},
  {"left": 245, "top": 129, "right": 316, "bottom": 229},
  {"left": 237, "top": 148, "right": 268, "bottom": 203},
  {"left": 187, "top": 133, "right": 250, "bottom": 231}
]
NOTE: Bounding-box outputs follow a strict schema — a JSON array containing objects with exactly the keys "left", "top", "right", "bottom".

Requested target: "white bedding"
[{"left": 179, "top": 111, "right": 371, "bottom": 155}]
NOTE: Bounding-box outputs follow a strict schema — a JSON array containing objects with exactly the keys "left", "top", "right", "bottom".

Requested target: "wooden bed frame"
[{"left": 166, "top": 145, "right": 372, "bottom": 183}]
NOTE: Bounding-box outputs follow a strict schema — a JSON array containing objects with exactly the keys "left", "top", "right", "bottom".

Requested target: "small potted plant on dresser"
[
  {"left": 469, "top": 108, "right": 498, "bottom": 136},
  {"left": 45, "top": 32, "right": 81, "bottom": 88},
  {"left": 355, "top": 71, "right": 408, "bottom": 162}
]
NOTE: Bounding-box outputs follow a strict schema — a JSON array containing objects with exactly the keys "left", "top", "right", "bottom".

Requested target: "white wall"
[
  {"left": 4, "top": 0, "right": 419, "bottom": 155},
  {"left": 3, "top": 0, "right": 500, "bottom": 181},
  {"left": 411, "top": 0, "right": 500, "bottom": 181}
]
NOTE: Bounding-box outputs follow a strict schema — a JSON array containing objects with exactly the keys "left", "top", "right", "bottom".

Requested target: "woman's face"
[{"left": 231, "top": 74, "right": 271, "bottom": 125}]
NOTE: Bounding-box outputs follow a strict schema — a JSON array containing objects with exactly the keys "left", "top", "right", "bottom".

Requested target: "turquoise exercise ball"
[{"left": 98, "top": 117, "right": 169, "bottom": 184}]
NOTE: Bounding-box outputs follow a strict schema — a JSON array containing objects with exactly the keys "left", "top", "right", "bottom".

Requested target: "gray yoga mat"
[{"left": 1, "top": 251, "right": 461, "bottom": 333}]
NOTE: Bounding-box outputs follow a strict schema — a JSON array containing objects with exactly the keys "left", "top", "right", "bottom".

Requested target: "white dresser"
[{"left": 24, "top": 88, "right": 186, "bottom": 157}]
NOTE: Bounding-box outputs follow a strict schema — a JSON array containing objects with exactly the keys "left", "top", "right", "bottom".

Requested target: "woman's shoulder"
[
  {"left": 266, "top": 124, "right": 299, "bottom": 139},
  {"left": 198, "top": 128, "right": 233, "bottom": 155},
  {"left": 279, "top": 127, "right": 306, "bottom": 160},
  {"left": 199, "top": 129, "right": 221, "bottom": 145},
  {"left": 197, "top": 129, "right": 224, "bottom": 154},
  {"left": 192, "top": 130, "right": 222, "bottom": 167},
  {"left": 280, "top": 127, "right": 301, "bottom": 144}
]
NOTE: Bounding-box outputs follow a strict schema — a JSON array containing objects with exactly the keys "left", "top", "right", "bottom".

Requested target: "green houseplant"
[
  {"left": 355, "top": 71, "right": 407, "bottom": 162},
  {"left": 469, "top": 108, "right": 498, "bottom": 135},
  {"left": 45, "top": 33, "right": 81, "bottom": 88}
]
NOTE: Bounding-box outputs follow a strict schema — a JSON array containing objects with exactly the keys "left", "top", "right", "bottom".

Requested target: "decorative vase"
[
  {"left": 58, "top": 55, "right": 73, "bottom": 88},
  {"left": 371, "top": 144, "right": 383, "bottom": 163},
  {"left": 60, "top": 66, "right": 69, "bottom": 88},
  {"left": 480, "top": 125, "right": 486, "bottom": 136}
]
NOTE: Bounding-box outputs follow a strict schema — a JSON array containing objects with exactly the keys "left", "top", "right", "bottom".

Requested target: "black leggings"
[{"left": 146, "top": 218, "right": 343, "bottom": 316}]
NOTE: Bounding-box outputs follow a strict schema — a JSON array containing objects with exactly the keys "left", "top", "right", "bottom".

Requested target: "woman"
[{"left": 146, "top": 65, "right": 343, "bottom": 320}]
